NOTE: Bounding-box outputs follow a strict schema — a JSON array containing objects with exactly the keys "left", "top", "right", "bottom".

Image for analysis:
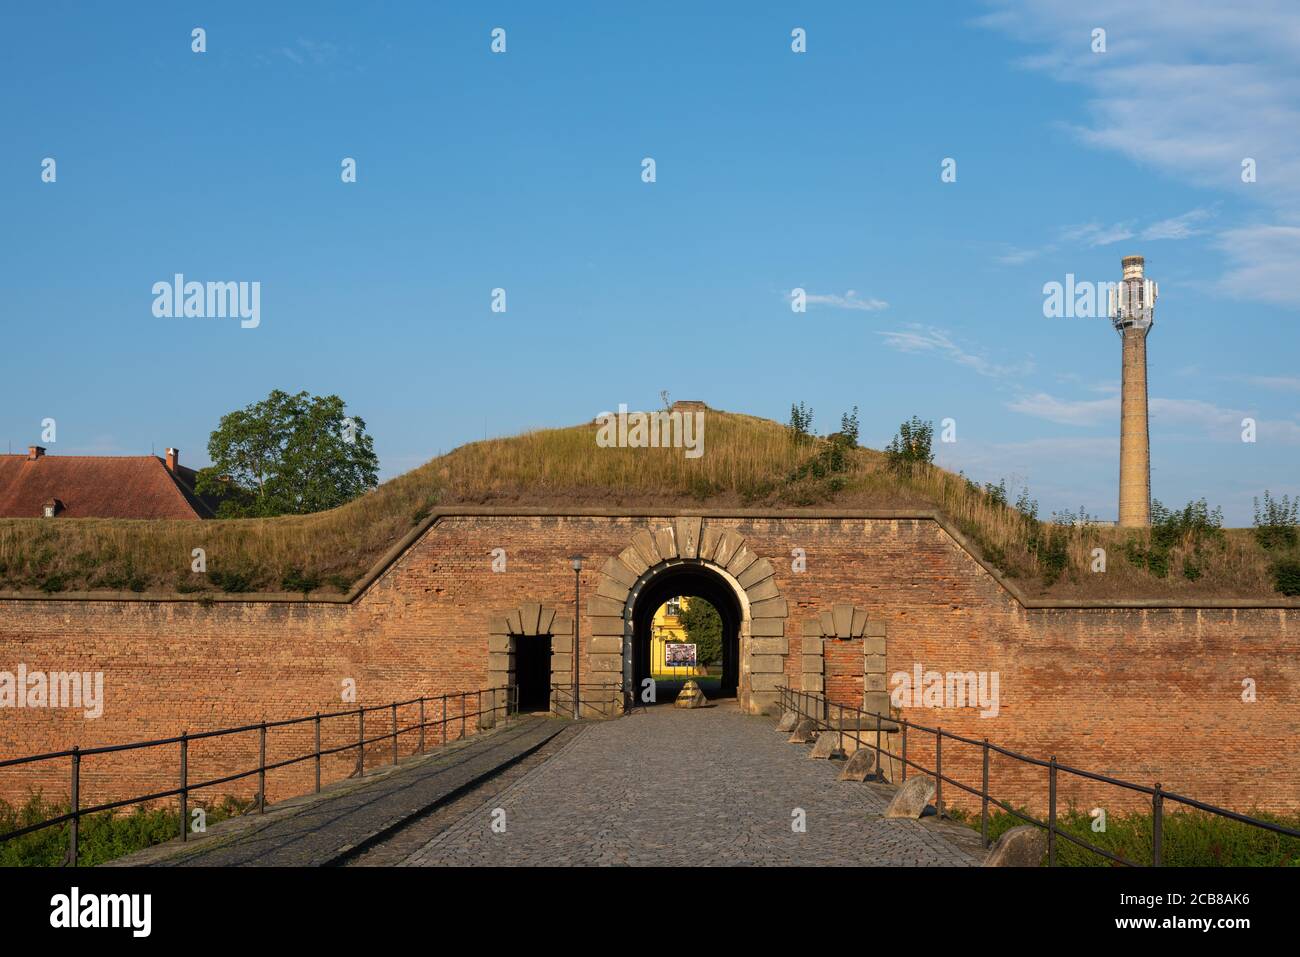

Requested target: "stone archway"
[{"left": 589, "top": 518, "right": 789, "bottom": 715}]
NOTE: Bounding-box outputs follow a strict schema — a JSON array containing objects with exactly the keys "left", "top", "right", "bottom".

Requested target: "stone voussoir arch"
[{"left": 589, "top": 516, "right": 789, "bottom": 715}]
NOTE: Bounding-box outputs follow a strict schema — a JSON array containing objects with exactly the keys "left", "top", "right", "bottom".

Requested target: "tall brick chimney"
[
  {"left": 27, "top": 446, "right": 45, "bottom": 460},
  {"left": 165, "top": 448, "right": 179, "bottom": 472},
  {"left": 1108, "top": 255, "right": 1158, "bottom": 528}
]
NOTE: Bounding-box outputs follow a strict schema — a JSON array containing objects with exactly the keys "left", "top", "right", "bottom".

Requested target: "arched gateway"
[{"left": 485, "top": 517, "right": 789, "bottom": 719}]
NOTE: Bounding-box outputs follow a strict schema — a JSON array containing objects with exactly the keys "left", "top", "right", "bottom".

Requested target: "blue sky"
[{"left": 3, "top": 1, "right": 1297, "bottom": 524}]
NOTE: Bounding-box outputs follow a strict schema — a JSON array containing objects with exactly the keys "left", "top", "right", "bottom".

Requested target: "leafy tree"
[
  {"left": 885, "top": 416, "right": 934, "bottom": 470},
  {"left": 1253, "top": 491, "right": 1298, "bottom": 550},
  {"left": 838, "top": 406, "right": 860, "bottom": 447},
  {"left": 195, "top": 390, "right": 379, "bottom": 517},
  {"left": 679, "top": 597, "right": 723, "bottom": 666},
  {"left": 788, "top": 402, "right": 814, "bottom": 445}
]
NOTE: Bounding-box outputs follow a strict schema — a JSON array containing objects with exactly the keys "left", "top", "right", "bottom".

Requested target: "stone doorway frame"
[
  {"left": 589, "top": 517, "right": 789, "bottom": 715},
  {"left": 484, "top": 602, "right": 572, "bottom": 726}
]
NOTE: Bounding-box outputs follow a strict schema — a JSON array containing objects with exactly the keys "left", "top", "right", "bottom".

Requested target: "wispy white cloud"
[
  {"left": 1060, "top": 221, "right": 1135, "bottom": 248},
  {"left": 1142, "top": 208, "right": 1212, "bottom": 241},
  {"left": 978, "top": 0, "right": 1300, "bottom": 305},
  {"left": 1006, "top": 388, "right": 1300, "bottom": 443},
  {"left": 878, "top": 325, "right": 1034, "bottom": 380},
  {"left": 798, "top": 290, "right": 889, "bottom": 312}
]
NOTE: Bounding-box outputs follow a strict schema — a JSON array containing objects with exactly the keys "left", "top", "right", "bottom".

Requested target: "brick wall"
[{"left": 1, "top": 512, "right": 1295, "bottom": 819}]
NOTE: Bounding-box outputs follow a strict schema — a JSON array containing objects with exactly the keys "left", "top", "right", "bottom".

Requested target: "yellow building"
[{"left": 649, "top": 596, "right": 708, "bottom": 676}]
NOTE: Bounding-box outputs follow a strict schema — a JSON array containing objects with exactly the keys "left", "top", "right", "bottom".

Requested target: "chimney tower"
[{"left": 1108, "top": 255, "right": 1158, "bottom": 527}]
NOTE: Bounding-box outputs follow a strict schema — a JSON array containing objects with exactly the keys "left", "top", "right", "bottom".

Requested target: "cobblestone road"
[{"left": 402, "top": 703, "right": 981, "bottom": 867}]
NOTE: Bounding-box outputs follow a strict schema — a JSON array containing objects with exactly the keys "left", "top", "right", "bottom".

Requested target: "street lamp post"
[{"left": 570, "top": 556, "right": 584, "bottom": 719}]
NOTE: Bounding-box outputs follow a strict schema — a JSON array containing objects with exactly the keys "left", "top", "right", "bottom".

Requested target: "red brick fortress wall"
[{"left": 1, "top": 511, "right": 1295, "bottom": 817}]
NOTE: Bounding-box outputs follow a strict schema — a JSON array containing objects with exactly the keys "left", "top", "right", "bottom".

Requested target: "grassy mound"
[{"left": 0, "top": 410, "right": 1290, "bottom": 599}]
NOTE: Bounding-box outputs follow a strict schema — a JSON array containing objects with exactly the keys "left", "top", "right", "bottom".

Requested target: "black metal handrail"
[
  {"left": 779, "top": 685, "right": 1300, "bottom": 866},
  {"left": 550, "top": 682, "right": 622, "bottom": 719},
  {"left": 0, "top": 685, "right": 517, "bottom": 865}
]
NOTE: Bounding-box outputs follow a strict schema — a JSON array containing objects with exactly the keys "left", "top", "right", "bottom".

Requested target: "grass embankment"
[
  {"left": 948, "top": 807, "right": 1300, "bottom": 866},
  {"left": 0, "top": 794, "right": 252, "bottom": 867},
  {"left": 0, "top": 410, "right": 1293, "bottom": 599}
]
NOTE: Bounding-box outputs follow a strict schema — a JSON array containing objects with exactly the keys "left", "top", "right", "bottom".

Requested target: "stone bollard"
[
  {"left": 837, "top": 749, "right": 877, "bottom": 781},
  {"left": 810, "top": 731, "right": 843, "bottom": 759},
  {"left": 776, "top": 710, "right": 799, "bottom": 733},
  {"left": 787, "top": 719, "right": 817, "bottom": 744},
  {"left": 883, "top": 776, "right": 936, "bottom": 819},
  {"left": 982, "top": 825, "right": 1047, "bottom": 867}
]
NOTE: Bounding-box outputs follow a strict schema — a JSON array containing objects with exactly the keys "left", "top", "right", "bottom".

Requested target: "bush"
[
  {"left": 1254, "top": 491, "right": 1298, "bottom": 550},
  {"left": 1271, "top": 559, "right": 1300, "bottom": 597},
  {"left": 280, "top": 568, "right": 321, "bottom": 595}
]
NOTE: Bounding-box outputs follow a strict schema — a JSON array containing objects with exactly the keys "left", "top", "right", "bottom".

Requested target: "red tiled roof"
[{"left": 0, "top": 454, "right": 216, "bottom": 519}]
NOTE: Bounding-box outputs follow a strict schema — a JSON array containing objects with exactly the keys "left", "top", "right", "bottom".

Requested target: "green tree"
[
  {"left": 195, "top": 390, "right": 379, "bottom": 517},
  {"left": 885, "top": 416, "right": 934, "bottom": 470},
  {"left": 679, "top": 598, "right": 723, "bottom": 666},
  {"left": 787, "top": 402, "right": 814, "bottom": 445}
]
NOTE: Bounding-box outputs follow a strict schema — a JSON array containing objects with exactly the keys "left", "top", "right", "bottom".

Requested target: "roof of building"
[{"left": 0, "top": 450, "right": 217, "bottom": 519}]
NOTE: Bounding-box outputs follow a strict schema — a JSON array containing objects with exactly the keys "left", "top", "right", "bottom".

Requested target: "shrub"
[
  {"left": 1254, "top": 491, "right": 1298, "bottom": 550},
  {"left": 1271, "top": 559, "right": 1300, "bottom": 597}
]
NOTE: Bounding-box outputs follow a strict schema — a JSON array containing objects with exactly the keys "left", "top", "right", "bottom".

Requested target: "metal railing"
[
  {"left": 780, "top": 686, "right": 1300, "bottom": 866},
  {"left": 550, "top": 683, "right": 622, "bottom": 719},
  {"left": 0, "top": 685, "right": 515, "bottom": 866}
]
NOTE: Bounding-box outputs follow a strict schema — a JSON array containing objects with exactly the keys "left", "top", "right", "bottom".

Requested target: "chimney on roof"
[
  {"left": 165, "top": 448, "right": 179, "bottom": 472},
  {"left": 28, "top": 446, "right": 45, "bottom": 460}
]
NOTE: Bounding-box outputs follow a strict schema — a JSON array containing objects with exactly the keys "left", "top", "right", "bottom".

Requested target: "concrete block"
[
  {"left": 653, "top": 526, "right": 678, "bottom": 561},
  {"left": 751, "top": 598, "right": 788, "bottom": 619},
  {"left": 746, "top": 579, "right": 779, "bottom": 603},
  {"left": 675, "top": 516, "right": 702, "bottom": 559},
  {"left": 864, "top": 636, "right": 887, "bottom": 656},
  {"left": 801, "top": 654, "right": 824, "bottom": 673},
  {"left": 589, "top": 636, "right": 622, "bottom": 655},
  {"left": 749, "top": 673, "right": 788, "bottom": 692},
  {"left": 803, "top": 637, "right": 824, "bottom": 656},
  {"left": 832, "top": 603, "right": 853, "bottom": 638},
  {"left": 737, "top": 558, "right": 774, "bottom": 590},
  {"left": 750, "top": 654, "right": 785, "bottom": 673},
  {"left": 850, "top": 607, "right": 868, "bottom": 638},
  {"left": 751, "top": 618, "right": 784, "bottom": 637},
  {"left": 865, "top": 620, "right": 887, "bottom": 638},
  {"left": 600, "top": 556, "right": 638, "bottom": 588},
  {"left": 863, "top": 653, "right": 887, "bottom": 673},
  {"left": 802, "top": 674, "right": 824, "bottom": 692},
  {"left": 751, "top": 637, "right": 788, "bottom": 655}
]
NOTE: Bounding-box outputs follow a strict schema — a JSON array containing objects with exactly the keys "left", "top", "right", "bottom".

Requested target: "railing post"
[
  {"left": 1152, "top": 782, "right": 1164, "bottom": 867},
  {"left": 357, "top": 707, "right": 365, "bottom": 776},
  {"left": 477, "top": 690, "right": 482, "bottom": 732},
  {"left": 935, "top": 730, "right": 943, "bottom": 817},
  {"left": 981, "top": 738, "right": 990, "bottom": 847},
  {"left": 900, "top": 719, "right": 908, "bottom": 783},
  {"left": 442, "top": 695, "right": 447, "bottom": 745},
  {"left": 69, "top": 746, "right": 80, "bottom": 867},
  {"left": 258, "top": 720, "right": 267, "bottom": 813},
  {"left": 1048, "top": 755, "right": 1058, "bottom": 867},
  {"left": 314, "top": 713, "right": 321, "bottom": 793},
  {"left": 179, "top": 731, "right": 189, "bottom": 843},
  {"left": 392, "top": 702, "right": 399, "bottom": 765},
  {"left": 419, "top": 698, "right": 426, "bottom": 754},
  {"left": 875, "top": 712, "right": 882, "bottom": 774},
  {"left": 461, "top": 693, "right": 467, "bottom": 739}
]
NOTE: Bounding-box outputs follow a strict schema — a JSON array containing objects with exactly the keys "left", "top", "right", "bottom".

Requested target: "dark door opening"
[{"left": 516, "top": 636, "right": 552, "bottom": 712}]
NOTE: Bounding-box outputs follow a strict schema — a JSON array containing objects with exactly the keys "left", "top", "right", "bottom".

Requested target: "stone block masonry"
[{"left": 1, "top": 508, "right": 1297, "bottom": 819}]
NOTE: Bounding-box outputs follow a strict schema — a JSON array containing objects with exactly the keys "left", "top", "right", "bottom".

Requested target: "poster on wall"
[{"left": 664, "top": 643, "right": 697, "bottom": 667}]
